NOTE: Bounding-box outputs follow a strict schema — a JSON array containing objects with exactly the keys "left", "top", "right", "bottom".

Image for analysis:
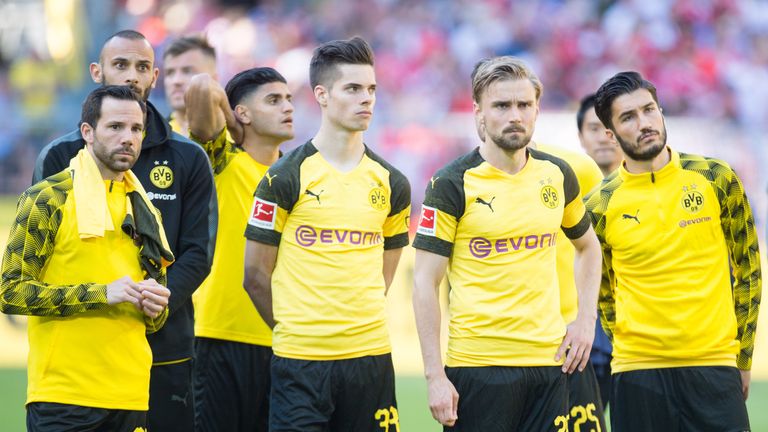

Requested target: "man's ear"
[
  {"left": 80, "top": 122, "right": 94, "bottom": 144},
  {"left": 90, "top": 62, "right": 102, "bottom": 84},
  {"left": 150, "top": 67, "right": 159, "bottom": 89},
  {"left": 234, "top": 105, "right": 251, "bottom": 125},
  {"left": 314, "top": 85, "right": 328, "bottom": 107}
]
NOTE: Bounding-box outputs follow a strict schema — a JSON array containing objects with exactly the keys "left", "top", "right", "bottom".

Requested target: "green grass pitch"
[{"left": 0, "top": 369, "right": 766, "bottom": 431}]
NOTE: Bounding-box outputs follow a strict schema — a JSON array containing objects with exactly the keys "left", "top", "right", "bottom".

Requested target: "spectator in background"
[{"left": 163, "top": 35, "right": 218, "bottom": 136}]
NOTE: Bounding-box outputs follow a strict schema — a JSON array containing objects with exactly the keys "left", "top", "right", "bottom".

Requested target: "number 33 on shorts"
[{"left": 375, "top": 406, "right": 400, "bottom": 432}]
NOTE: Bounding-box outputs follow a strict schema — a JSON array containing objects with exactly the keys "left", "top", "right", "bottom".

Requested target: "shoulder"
[
  {"left": 678, "top": 152, "right": 735, "bottom": 182},
  {"left": 433, "top": 148, "right": 484, "bottom": 185},
  {"left": 268, "top": 142, "right": 316, "bottom": 176},
  {"left": 364, "top": 146, "right": 410, "bottom": 187},
  {"left": 584, "top": 170, "right": 622, "bottom": 213},
  {"left": 40, "top": 130, "right": 84, "bottom": 159},
  {"left": 529, "top": 148, "right": 575, "bottom": 176},
  {"left": 25, "top": 170, "right": 73, "bottom": 212},
  {"left": 165, "top": 132, "right": 209, "bottom": 162}
]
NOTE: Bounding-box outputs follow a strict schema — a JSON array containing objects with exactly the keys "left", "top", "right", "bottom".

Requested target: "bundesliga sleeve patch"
[
  {"left": 249, "top": 197, "right": 277, "bottom": 230},
  {"left": 417, "top": 205, "right": 437, "bottom": 236}
]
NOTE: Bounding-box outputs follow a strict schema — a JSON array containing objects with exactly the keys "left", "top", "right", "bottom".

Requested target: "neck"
[
  {"left": 479, "top": 139, "right": 528, "bottom": 175},
  {"left": 100, "top": 169, "right": 124, "bottom": 182},
  {"left": 623, "top": 146, "right": 670, "bottom": 174},
  {"left": 173, "top": 109, "right": 188, "bottom": 135},
  {"left": 311, "top": 121, "right": 365, "bottom": 171},
  {"left": 241, "top": 130, "right": 282, "bottom": 167},
  {"left": 600, "top": 162, "right": 620, "bottom": 177}
]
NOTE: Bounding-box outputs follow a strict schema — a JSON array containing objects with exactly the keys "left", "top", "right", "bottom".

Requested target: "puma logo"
[
  {"left": 430, "top": 176, "right": 439, "bottom": 189},
  {"left": 622, "top": 209, "right": 640, "bottom": 224},
  {"left": 171, "top": 392, "right": 188, "bottom": 407},
  {"left": 475, "top": 196, "right": 495, "bottom": 212},
  {"left": 265, "top": 172, "right": 277, "bottom": 187},
  {"left": 305, "top": 189, "right": 324, "bottom": 204}
]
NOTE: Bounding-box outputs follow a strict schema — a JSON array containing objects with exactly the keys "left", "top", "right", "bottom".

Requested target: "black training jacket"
[{"left": 32, "top": 100, "right": 217, "bottom": 363}]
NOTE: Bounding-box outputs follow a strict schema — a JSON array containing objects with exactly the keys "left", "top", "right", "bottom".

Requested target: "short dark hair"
[
  {"left": 104, "top": 29, "right": 146, "bottom": 45},
  {"left": 100, "top": 30, "right": 149, "bottom": 62},
  {"left": 163, "top": 34, "right": 216, "bottom": 61},
  {"left": 576, "top": 94, "right": 597, "bottom": 132},
  {"left": 225, "top": 67, "right": 287, "bottom": 109},
  {"left": 81, "top": 85, "right": 147, "bottom": 128},
  {"left": 309, "top": 36, "right": 374, "bottom": 89},
  {"left": 594, "top": 71, "right": 659, "bottom": 130}
]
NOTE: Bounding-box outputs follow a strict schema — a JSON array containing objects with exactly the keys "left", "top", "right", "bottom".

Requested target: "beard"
[
  {"left": 616, "top": 126, "right": 667, "bottom": 161},
  {"left": 92, "top": 140, "right": 138, "bottom": 173},
  {"left": 487, "top": 124, "right": 532, "bottom": 152}
]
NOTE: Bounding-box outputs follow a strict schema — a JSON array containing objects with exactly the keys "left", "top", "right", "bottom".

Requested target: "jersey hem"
[
  {"left": 194, "top": 328, "right": 272, "bottom": 347},
  {"left": 26, "top": 395, "right": 148, "bottom": 411},
  {"left": 274, "top": 346, "right": 391, "bottom": 361},
  {"left": 611, "top": 356, "right": 737, "bottom": 373}
]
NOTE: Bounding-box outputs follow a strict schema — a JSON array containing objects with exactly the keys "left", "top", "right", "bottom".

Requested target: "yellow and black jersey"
[
  {"left": 191, "top": 128, "right": 273, "bottom": 346},
  {"left": 244, "top": 141, "right": 411, "bottom": 360},
  {"left": 584, "top": 148, "right": 761, "bottom": 372},
  {"left": 538, "top": 144, "right": 603, "bottom": 322},
  {"left": 412, "top": 148, "right": 590, "bottom": 367},
  {"left": 1, "top": 171, "right": 160, "bottom": 410}
]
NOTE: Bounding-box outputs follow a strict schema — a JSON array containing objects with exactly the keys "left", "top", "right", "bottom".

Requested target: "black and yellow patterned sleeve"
[
  {"left": 189, "top": 127, "right": 236, "bottom": 175},
  {"left": 0, "top": 184, "right": 109, "bottom": 316},
  {"left": 717, "top": 166, "right": 761, "bottom": 370},
  {"left": 144, "top": 305, "right": 169, "bottom": 334},
  {"left": 585, "top": 185, "right": 617, "bottom": 341}
]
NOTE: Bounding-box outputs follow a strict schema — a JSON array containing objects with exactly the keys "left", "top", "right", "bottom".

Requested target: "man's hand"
[
  {"left": 555, "top": 315, "right": 595, "bottom": 373},
  {"left": 186, "top": 73, "right": 243, "bottom": 144},
  {"left": 427, "top": 372, "right": 459, "bottom": 427},
  {"left": 740, "top": 369, "right": 751, "bottom": 400},
  {"left": 106, "top": 276, "right": 143, "bottom": 310},
  {"left": 136, "top": 278, "right": 170, "bottom": 319}
]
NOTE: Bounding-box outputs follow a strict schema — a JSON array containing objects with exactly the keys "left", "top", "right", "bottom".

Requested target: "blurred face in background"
[
  {"left": 163, "top": 49, "right": 217, "bottom": 112},
  {"left": 315, "top": 64, "right": 376, "bottom": 133},
  {"left": 475, "top": 78, "right": 539, "bottom": 152},
  {"left": 91, "top": 37, "right": 159, "bottom": 102},
  {"left": 235, "top": 81, "right": 295, "bottom": 141},
  {"left": 579, "top": 107, "right": 621, "bottom": 173},
  {"left": 608, "top": 89, "right": 667, "bottom": 162}
]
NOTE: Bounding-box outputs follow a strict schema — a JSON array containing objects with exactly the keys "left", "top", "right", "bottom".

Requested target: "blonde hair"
[{"left": 471, "top": 56, "right": 542, "bottom": 103}]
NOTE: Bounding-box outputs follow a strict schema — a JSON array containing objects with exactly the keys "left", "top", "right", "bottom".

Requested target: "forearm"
[
  {"left": 186, "top": 74, "right": 226, "bottom": 142},
  {"left": 382, "top": 248, "right": 404, "bottom": 296},
  {"left": 574, "top": 243, "right": 601, "bottom": 322},
  {"left": 1, "top": 277, "right": 108, "bottom": 316},
  {"left": 413, "top": 275, "right": 445, "bottom": 379},
  {"left": 243, "top": 269, "right": 275, "bottom": 329}
]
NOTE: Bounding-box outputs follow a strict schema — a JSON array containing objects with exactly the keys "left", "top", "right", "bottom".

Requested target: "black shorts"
[
  {"left": 566, "top": 361, "right": 606, "bottom": 432},
  {"left": 270, "top": 353, "right": 398, "bottom": 432},
  {"left": 27, "top": 402, "right": 146, "bottom": 432},
  {"left": 612, "top": 366, "right": 749, "bottom": 432},
  {"left": 194, "top": 337, "right": 272, "bottom": 432},
  {"left": 444, "top": 365, "right": 567, "bottom": 432},
  {"left": 148, "top": 358, "right": 195, "bottom": 432}
]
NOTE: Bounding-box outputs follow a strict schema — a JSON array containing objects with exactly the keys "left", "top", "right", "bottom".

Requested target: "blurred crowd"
[{"left": 2, "top": 0, "right": 768, "bottom": 210}]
